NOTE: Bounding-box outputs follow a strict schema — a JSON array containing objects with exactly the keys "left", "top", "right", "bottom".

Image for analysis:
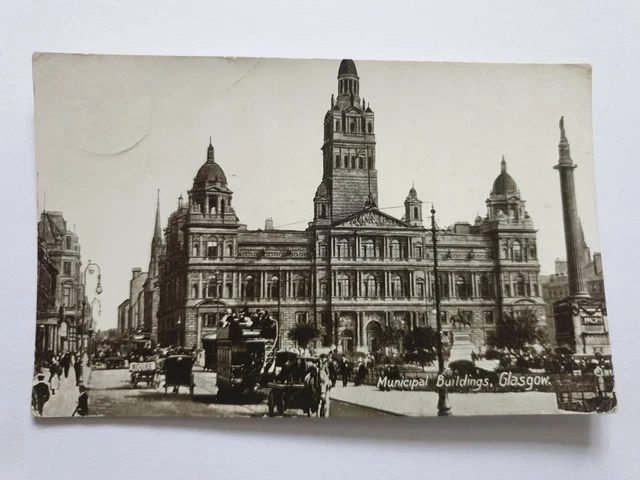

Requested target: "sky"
[{"left": 33, "top": 54, "right": 600, "bottom": 331}]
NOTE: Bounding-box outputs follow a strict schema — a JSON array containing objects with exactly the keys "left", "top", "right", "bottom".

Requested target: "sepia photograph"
[{"left": 32, "top": 53, "right": 615, "bottom": 418}]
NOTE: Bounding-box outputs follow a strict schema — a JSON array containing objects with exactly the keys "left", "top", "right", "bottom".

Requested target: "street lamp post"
[
  {"left": 80, "top": 260, "right": 103, "bottom": 364},
  {"left": 271, "top": 272, "right": 282, "bottom": 347},
  {"left": 90, "top": 298, "right": 101, "bottom": 358},
  {"left": 429, "top": 206, "right": 452, "bottom": 416}
]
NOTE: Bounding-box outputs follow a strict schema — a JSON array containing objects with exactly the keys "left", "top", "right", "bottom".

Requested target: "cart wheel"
[{"left": 268, "top": 391, "right": 275, "bottom": 416}]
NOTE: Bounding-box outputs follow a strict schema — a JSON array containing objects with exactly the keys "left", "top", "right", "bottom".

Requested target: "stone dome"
[
  {"left": 315, "top": 182, "right": 328, "bottom": 198},
  {"left": 195, "top": 162, "right": 227, "bottom": 185},
  {"left": 338, "top": 59, "right": 358, "bottom": 77},
  {"left": 194, "top": 142, "right": 227, "bottom": 186},
  {"left": 491, "top": 157, "right": 518, "bottom": 196}
]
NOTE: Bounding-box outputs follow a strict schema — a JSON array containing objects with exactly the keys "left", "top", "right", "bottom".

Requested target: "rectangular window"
[
  {"left": 207, "top": 241, "right": 218, "bottom": 258},
  {"left": 205, "top": 313, "right": 217, "bottom": 327},
  {"left": 483, "top": 311, "right": 494, "bottom": 325},
  {"left": 319, "top": 244, "right": 327, "bottom": 258},
  {"left": 63, "top": 285, "right": 72, "bottom": 307},
  {"left": 63, "top": 261, "right": 71, "bottom": 276},
  {"left": 295, "top": 312, "right": 307, "bottom": 325},
  {"left": 319, "top": 281, "right": 328, "bottom": 298},
  {"left": 66, "top": 237, "right": 71, "bottom": 250}
]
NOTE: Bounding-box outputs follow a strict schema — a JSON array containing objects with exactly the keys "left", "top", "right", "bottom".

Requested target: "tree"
[
  {"left": 288, "top": 323, "right": 321, "bottom": 350},
  {"left": 486, "top": 308, "right": 548, "bottom": 368},
  {"left": 377, "top": 325, "right": 405, "bottom": 354},
  {"left": 403, "top": 326, "right": 438, "bottom": 367}
]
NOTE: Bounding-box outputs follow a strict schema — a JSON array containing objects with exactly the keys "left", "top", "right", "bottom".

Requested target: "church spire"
[{"left": 154, "top": 189, "right": 162, "bottom": 241}]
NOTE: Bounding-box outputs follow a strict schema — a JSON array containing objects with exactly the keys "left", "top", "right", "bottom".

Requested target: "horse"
[{"left": 303, "top": 363, "right": 332, "bottom": 417}]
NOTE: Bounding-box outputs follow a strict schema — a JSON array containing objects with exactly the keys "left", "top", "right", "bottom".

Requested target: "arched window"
[
  {"left": 414, "top": 207, "right": 419, "bottom": 219},
  {"left": 336, "top": 120, "right": 341, "bottom": 131},
  {"left": 456, "top": 276, "right": 470, "bottom": 299},
  {"left": 390, "top": 239, "right": 401, "bottom": 258},
  {"left": 336, "top": 239, "right": 349, "bottom": 258},
  {"left": 504, "top": 283, "right": 511, "bottom": 297},
  {"left": 207, "top": 278, "right": 220, "bottom": 298},
  {"left": 343, "top": 155, "right": 348, "bottom": 168},
  {"left": 243, "top": 275, "right": 255, "bottom": 299},
  {"left": 368, "top": 122, "right": 372, "bottom": 133},
  {"left": 431, "top": 273, "right": 449, "bottom": 298},
  {"left": 533, "top": 283, "right": 539, "bottom": 297},
  {"left": 368, "top": 156, "right": 373, "bottom": 169},
  {"left": 220, "top": 199, "right": 225, "bottom": 214},
  {"left": 530, "top": 246, "right": 536, "bottom": 258},
  {"left": 191, "top": 284, "right": 199, "bottom": 298},
  {"left": 320, "top": 204, "right": 327, "bottom": 218},
  {"left": 226, "top": 244, "right": 233, "bottom": 257},
  {"left": 351, "top": 157, "right": 356, "bottom": 168},
  {"left": 267, "top": 276, "right": 280, "bottom": 298},
  {"left": 364, "top": 274, "right": 378, "bottom": 298},
  {"left": 336, "top": 155, "right": 340, "bottom": 168},
  {"left": 361, "top": 239, "right": 374, "bottom": 258},
  {"left": 206, "top": 240, "right": 218, "bottom": 258},
  {"left": 516, "top": 275, "right": 526, "bottom": 296},
  {"left": 479, "top": 275, "right": 491, "bottom": 299},
  {"left": 337, "top": 274, "right": 351, "bottom": 297},
  {"left": 358, "top": 157, "right": 364, "bottom": 169},
  {"left": 512, "top": 241, "right": 522, "bottom": 261},
  {"left": 390, "top": 274, "right": 403, "bottom": 297},
  {"left": 192, "top": 242, "right": 200, "bottom": 257}
]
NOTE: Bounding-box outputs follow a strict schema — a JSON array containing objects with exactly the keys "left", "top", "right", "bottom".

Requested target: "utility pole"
[{"left": 430, "top": 206, "right": 452, "bottom": 416}]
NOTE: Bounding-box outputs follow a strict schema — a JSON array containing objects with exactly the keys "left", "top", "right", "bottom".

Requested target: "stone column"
[{"left": 554, "top": 117, "right": 589, "bottom": 298}]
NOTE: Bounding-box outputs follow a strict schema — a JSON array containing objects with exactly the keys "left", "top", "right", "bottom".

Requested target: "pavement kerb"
[{"left": 330, "top": 396, "right": 406, "bottom": 417}]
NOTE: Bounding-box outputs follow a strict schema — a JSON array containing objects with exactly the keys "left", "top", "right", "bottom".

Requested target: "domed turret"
[
  {"left": 188, "top": 139, "right": 236, "bottom": 223},
  {"left": 194, "top": 140, "right": 228, "bottom": 187},
  {"left": 338, "top": 59, "right": 358, "bottom": 77},
  {"left": 491, "top": 156, "right": 519, "bottom": 196},
  {"left": 485, "top": 156, "right": 527, "bottom": 222},
  {"left": 404, "top": 183, "right": 422, "bottom": 227}
]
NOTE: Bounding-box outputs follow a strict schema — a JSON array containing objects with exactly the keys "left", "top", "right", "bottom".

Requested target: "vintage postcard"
[{"left": 33, "top": 54, "right": 615, "bottom": 418}]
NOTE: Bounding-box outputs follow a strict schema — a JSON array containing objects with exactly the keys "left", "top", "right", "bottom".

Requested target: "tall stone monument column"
[{"left": 553, "top": 118, "right": 609, "bottom": 355}]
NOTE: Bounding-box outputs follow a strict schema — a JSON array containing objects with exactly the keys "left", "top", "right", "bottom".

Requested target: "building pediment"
[{"left": 333, "top": 208, "right": 409, "bottom": 229}]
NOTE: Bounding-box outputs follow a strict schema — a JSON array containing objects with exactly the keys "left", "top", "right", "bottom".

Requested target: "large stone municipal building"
[{"left": 157, "top": 59, "right": 546, "bottom": 353}]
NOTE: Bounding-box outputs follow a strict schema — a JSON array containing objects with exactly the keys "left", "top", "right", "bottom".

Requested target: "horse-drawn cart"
[
  {"left": 266, "top": 355, "right": 331, "bottom": 417},
  {"left": 266, "top": 382, "right": 308, "bottom": 416},
  {"left": 163, "top": 354, "right": 196, "bottom": 396},
  {"left": 105, "top": 356, "right": 126, "bottom": 369},
  {"left": 129, "top": 361, "right": 159, "bottom": 388}
]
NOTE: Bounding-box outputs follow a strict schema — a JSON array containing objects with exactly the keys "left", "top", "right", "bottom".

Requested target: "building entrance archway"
[
  {"left": 340, "top": 329, "right": 354, "bottom": 353},
  {"left": 366, "top": 321, "right": 382, "bottom": 353}
]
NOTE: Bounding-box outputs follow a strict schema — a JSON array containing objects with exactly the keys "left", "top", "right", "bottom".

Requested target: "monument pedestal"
[
  {"left": 554, "top": 297, "right": 610, "bottom": 356},
  {"left": 447, "top": 333, "right": 475, "bottom": 364}
]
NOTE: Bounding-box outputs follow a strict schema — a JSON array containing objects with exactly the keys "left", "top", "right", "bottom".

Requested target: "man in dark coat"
[
  {"left": 73, "top": 386, "right": 89, "bottom": 417},
  {"left": 340, "top": 357, "right": 351, "bottom": 387},
  {"left": 60, "top": 352, "right": 71, "bottom": 378},
  {"left": 73, "top": 356, "right": 83, "bottom": 386},
  {"left": 32, "top": 374, "right": 50, "bottom": 416}
]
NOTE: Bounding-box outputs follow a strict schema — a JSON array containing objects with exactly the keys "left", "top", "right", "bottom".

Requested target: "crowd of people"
[
  {"left": 218, "top": 308, "right": 278, "bottom": 339},
  {"left": 32, "top": 351, "right": 91, "bottom": 417}
]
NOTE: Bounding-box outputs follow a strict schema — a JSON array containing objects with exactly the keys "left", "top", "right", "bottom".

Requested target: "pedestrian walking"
[
  {"left": 82, "top": 352, "right": 92, "bottom": 387},
  {"left": 340, "top": 357, "right": 351, "bottom": 387},
  {"left": 61, "top": 352, "right": 71, "bottom": 379},
  {"left": 74, "top": 356, "right": 83, "bottom": 386},
  {"left": 31, "top": 374, "right": 50, "bottom": 416},
  {"left": 72, "top": 386, "right": 89, "bottom": 417},
  {"left": 49, "top": 361, "right": 61, "bottom": 395}
]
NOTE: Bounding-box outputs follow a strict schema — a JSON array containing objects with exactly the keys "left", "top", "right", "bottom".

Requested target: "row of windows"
[
  {"left": 322, "top": 239, "right": 418, "bottom": 259},
  {"left": 502, "top": 240, "right": 536, "bottom": 261},
  {"left": 191, "top": 241, "right": 234, "bottom": 258},
  {"left": 334, "top": 154, "right": 373, "bottom": 169},
  {"left": 503, "top": 276, "right": 539, "bottom": 297},
  {"left": 322, "top": 274, "right": 495, "bottom": 299}
]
